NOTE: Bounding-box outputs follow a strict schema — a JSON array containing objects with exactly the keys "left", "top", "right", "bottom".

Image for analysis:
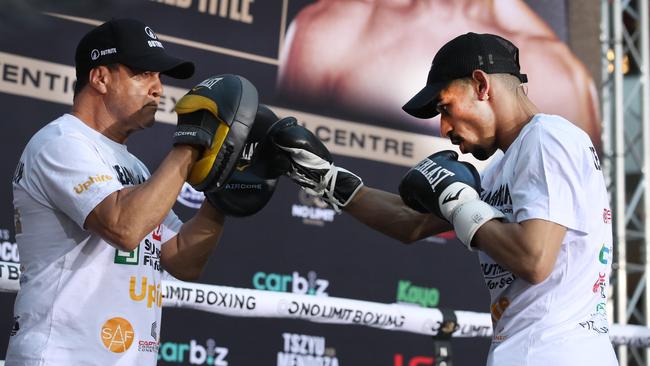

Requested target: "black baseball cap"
[
  {"left": 403, "top": 32, "right": 528, "bottom": 119},
  {"left": 75, "top": 18, "right": 194, "bottom": 81}
]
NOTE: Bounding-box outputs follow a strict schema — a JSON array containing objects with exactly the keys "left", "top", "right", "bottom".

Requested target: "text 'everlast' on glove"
[{"left": 399, "top": 150, "right": 504, "bottom": 249}]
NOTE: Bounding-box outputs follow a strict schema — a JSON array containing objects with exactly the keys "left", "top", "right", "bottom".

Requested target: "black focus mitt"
[
  {"left": 205, "top": 104, "right": 287, "bottom": 216},
  {"left": 174, "top": 74, "right": 258, "bottom": 191}
]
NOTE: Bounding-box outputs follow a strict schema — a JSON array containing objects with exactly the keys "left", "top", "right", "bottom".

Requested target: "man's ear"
[
  {"left": 88, "top": 66, "right": 112, "bottom": 94},
  {"left": 471, "top": 69, "right": 490, "bottom": 101}
]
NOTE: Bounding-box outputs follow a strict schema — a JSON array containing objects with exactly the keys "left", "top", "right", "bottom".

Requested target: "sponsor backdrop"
[{"left": 0, "top": 1, "right": 595, "bottom": 365}]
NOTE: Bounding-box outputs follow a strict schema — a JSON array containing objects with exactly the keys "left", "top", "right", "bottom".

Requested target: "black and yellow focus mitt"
[
  {"left": 174, "top": 74, "right": 258, "bottom": 191},
  {"left": 205, "top": 104, "right": 288, "bottom": 216}
]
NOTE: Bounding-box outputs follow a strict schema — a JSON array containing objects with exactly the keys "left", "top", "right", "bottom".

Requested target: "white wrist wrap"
[{"left": 451, "top": 200, "right": 505, "bottom": 251}]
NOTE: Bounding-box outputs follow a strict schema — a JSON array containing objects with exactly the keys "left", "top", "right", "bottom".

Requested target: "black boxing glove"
[
  {"left": 174, "top": 74, "right": 258, "bottom": 191},
  {"left": 205, "top": 105, "right": 284, "bottom": 216},
  {"left": 398, "top": 151, "right": 504, "bottom": 249},
  {"left": 254, "top": 117, "right": 363, "bottom": 212}
]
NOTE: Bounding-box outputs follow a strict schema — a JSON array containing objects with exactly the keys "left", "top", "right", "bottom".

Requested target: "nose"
[
  {"left": 439, "top": 116, "right": 452, "bottom": 138},
  {"left": 149, "top": 73, "right": 162, "bottom": 98}
]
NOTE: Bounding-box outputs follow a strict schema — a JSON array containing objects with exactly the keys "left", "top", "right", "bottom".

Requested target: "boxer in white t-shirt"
[{"left": 266, "top": 32, "right": 618, "bottom": 365}]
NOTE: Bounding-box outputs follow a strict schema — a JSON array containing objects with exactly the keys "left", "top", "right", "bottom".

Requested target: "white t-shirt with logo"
[
  {"left": 8, "top": 114, "right": 182, "bottom": 365},
  {"left": 478, "top": 114, "right": 617, "bottom": 366}
]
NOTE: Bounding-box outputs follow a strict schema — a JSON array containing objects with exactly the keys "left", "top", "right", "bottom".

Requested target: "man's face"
[
  {"left": 435, "top": 80, "right": 496, "bottom": 160},
  {"left": 105, "top": 64, "right": 162, "bottom": 131}
]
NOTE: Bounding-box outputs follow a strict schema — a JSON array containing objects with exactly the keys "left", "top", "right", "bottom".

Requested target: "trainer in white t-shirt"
[{"left": 8, "top": 114, "right": 182, "bottom": 365}]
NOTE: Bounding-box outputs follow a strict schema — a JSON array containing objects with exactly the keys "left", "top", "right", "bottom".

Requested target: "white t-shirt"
[
  {"left": 479, "top": 114, "right": 617, "bottom": 366},
  {"left": 8, "top": 114, "right": 183, "bottom": 365}
]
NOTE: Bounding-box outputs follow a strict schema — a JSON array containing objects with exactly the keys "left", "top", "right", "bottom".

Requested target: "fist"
[{"left": 399, "top": 151, "right": 481, "bottom": 220}]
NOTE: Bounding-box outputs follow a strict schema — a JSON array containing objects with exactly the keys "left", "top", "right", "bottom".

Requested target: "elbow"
[
  {"left": 102, "top": 227, "right": 145, "bottom": 252},
  {"left": 396, "top": 229, "right": 428, "bottom": 245},
  {"left": 108, "top": 235, "right": 142, "bottom": 252},
  {"left": 398, "top": 235, "right": 419, "bottom": 245},
  {"left": 171, "top": 269, "right": 202, "bottom": 282},
  {"left": 116, "top": 238, "right": 142, "bottom": 252},
  {"left": 519, "top": 263, "right": 553, "bottom": 285}
]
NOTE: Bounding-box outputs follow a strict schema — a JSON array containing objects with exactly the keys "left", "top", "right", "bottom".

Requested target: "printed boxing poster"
[{"left": 0, "top": 1, "right": 599, "bottom": 364}]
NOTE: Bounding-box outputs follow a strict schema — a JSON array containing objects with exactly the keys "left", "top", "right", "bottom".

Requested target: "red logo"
[
  {"left": 394, "top": 354, "right": 434, "bottom": 366},
  {"left": 592, "top": 273, "right": 606, "bottom": 293},
  {"left": 436, "top": 231, "right": 456, "bottom": 239},
  {"left": 603, "top": 208, "right": 611, "bottom": 224},
  {"left": 152, "top": 225, "right": 162, "bottom": 241}
]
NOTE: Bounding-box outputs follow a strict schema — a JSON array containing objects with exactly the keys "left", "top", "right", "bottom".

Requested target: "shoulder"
[
  {"left": 289, "top": 0, "right": 374, "bottom": 37},
  {"left": 278, "top": 1, "right": 374, "bottom": 87},
  {"left": 522, "top": 115, "right": 590, "bottom": 144},
  {"left": 491, "top": 0, "right": 556, "bottom": 38},
  {"left": 23, "top": 115, "right": 98, "bottom": 165},
  {"left": 281, "top": 1, "right": 374, "bottom": 61},
  {"left": 516, "top": 115, "right": 595, "bottom": 170},
  {"left": 293, "top": 1, "right": 373, "bottom": 25}
]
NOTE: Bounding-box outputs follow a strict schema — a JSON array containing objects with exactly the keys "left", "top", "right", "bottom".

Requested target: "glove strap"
[
  {"left": 173, "top": 124, "right": 213, "bottom": 148},
  {"left": 451, "top": 200, "right": 505, "bottom": 251},
  {"left": 298, "top": 164, "right": 364, "bottom": 213}
]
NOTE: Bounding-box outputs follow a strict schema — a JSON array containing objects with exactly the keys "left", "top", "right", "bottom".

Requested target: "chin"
[
  {"left": 137, "top": 113, "right": 156, "bottom": 129},
  {"left": 471, "top": 147, "right": 493, "bottom": 161},
  {"left": 143, "top": 117, "right": 156, "bottom": 128}
]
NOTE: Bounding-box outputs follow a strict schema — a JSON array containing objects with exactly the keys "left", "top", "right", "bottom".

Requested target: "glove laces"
[{"left": 289, "top": 163, "right": 343, "bottom": 213}]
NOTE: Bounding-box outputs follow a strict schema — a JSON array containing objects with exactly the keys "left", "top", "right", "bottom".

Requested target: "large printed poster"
[{"left": 0, "top": 1, "right": 599, "bottom": 364}]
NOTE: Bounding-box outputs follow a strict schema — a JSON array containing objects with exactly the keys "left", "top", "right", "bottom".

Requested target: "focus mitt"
[
  {"left": 174, "top": 74, "right": 258, "bottom": 191},
  {"left": 205, "top": 104, "right": 286, "bottom": 216}
]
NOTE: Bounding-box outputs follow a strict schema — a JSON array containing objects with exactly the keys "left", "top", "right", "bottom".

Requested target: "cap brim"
[
  {"left": 402, "top": 82, "right": 447, "bottom": 119},
  {"left": 127, "top": 53, "right": 195, "bottom": 79}
]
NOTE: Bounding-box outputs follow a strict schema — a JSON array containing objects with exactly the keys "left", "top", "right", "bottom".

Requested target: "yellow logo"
[
  {"left": 100, "top": 317, "right": 134, "bottom": 353},
  {"left": 491, "top": 296, "right": 510, "bottom": 322},
  {"left": 74, "top": 175, "right": 113, "bottom": 194},
  {"left": 130, "top": 276, "right": 163, "bottom": 308}
]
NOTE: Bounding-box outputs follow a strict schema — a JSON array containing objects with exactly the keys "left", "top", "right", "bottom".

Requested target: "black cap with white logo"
[
  {"left": 403, "top": 32, "right": 528, "bottom": 119},
  {"left": 75, "top": 18, "right": 195, "bottom": 81}
]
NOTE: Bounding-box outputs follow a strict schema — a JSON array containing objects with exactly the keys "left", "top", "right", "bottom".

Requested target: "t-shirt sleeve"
[
  {"left": 161, "top": 210, "right": 183, "bottom": 245},
  {"left": 29, "top": 136, "right": 123, "bottom": 229},
  {"left": 511, "top": 125, "right": 588, "bottom": 233}
]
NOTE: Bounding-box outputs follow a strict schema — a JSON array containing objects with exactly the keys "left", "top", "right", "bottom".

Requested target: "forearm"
[
  {"left": 345, "top": 187, "right": 451, "bottom": 243},
  {"left": 162, "top": 202, "right": 225, "bottom": 280},
  {"left": 97, "top": 146, "right": 198, "bottom": 247}
]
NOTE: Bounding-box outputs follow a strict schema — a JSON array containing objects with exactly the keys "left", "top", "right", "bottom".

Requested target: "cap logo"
[
  {"left": 144, "top": 26, "right": 157, "bottom": 40},
  {"left": 477, "top": 55, "right": 484, "bottom": 66},
  {"left": 91, "top": 48, "right": 118, "bottom": 60},
  {"left": 147, "top": 40, "right": 164, "bottom": 49},
  {"left": 488, "top": 54, "right": 494, "bottom": 64},
  {"left": 195, "top": 77, "right": 223, "bottom": 90}
]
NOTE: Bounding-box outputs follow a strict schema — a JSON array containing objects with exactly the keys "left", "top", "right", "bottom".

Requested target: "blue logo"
[
  {"left": 158, "top": 339, "right": 228, "bottom": 365},
  {"left": 599, "top": 244, "right": 610, "bottom": 265}
]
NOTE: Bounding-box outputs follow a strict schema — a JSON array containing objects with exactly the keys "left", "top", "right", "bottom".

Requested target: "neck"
[
  {"left": 494, "top": 93, "right": 538, "bottom": 151},
  {"left": 71, "top": 93, "right": 128, "bottom": 144}
]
